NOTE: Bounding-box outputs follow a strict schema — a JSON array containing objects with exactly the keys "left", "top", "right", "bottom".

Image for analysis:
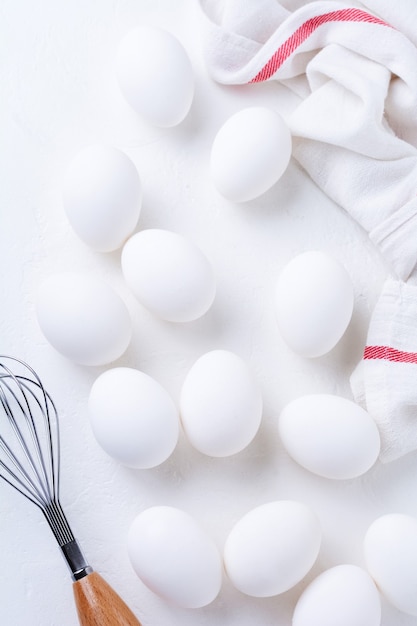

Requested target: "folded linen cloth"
[
  {"left": 351, "top": 279, "right": 417, "bottom": 462},
  {"left": 198, "top": 0, "right": 417, "bottom": 462}
]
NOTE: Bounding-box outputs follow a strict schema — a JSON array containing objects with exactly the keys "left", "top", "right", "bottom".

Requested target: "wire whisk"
[{"left": 0, "top": 356, "right": 142, "bottom": 626}]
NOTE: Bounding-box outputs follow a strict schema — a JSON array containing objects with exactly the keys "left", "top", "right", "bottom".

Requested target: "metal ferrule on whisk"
[{"left": 61, "top": 540, "right": 93, "bottom": 581}]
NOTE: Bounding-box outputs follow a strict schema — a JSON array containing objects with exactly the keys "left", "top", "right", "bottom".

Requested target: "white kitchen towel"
[
  {"left": 351, "top": 279, "right": 417, "bottom": 462},
  {"left": 198, "top": 0, "right": 417, "bottom": 462}
]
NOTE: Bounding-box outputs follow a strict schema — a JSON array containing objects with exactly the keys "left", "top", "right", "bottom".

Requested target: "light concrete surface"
[{"left": 1, "top": 1, "right": 417, "bottom": 625}]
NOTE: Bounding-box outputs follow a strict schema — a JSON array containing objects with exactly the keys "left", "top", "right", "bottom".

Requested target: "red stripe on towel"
[
  {"left": 250, "top": 8, "right": 391, "bottom": 82},
  {"left": 364, "top": 346, "right": 417, "bottom": 364}
]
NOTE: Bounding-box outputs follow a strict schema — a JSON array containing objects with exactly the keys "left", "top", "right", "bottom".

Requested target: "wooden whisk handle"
[{"left": 73, "top": 571, "right": 142, "bottom": 626}]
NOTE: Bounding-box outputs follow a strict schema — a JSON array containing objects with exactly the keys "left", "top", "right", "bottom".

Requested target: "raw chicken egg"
[
  {"left": 223, "top": 500, "right": 321, "bottom": 597},
  {"left": 63, "top": 144, "right": 142, "bottom": 252},
  {"left": 274, "top": 250, "right": 354, "bottom": 357},
  {"left": 128, "top": 506, "right": 222, "bottom": 608},
  {"left": 116, "top": 26, "right": 194, "bottom": 127},
  {"left": 121, "top": 229, "right": 216, "bottom": 322},
  {"left": 293, "top": 564, "right": 381, "bottom": 626},
  {"left": 180, "top": 349, "right": 262, "bottom": 456},
  {"left": 210, "top": 106, "right": 292, "bottom": 202},
  {"left": 364, "top": 513, "right": 417, "bottom": 616},
  {"left": 36, "top": 272, "right": 132, "bottom": 366},
  {"left": 88, "top": 367, "right": 179, "bottom": 469},
  {"left": 278, "top": 394, "right": 380, "bottom": 479}
]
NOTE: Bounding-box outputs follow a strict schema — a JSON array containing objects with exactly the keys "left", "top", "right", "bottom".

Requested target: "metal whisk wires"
[{"left": 0, "top": 356, "right": 74, "bottom": 546}]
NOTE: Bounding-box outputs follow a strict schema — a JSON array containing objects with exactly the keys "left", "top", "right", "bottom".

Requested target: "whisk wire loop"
[
  {"left": 0, "top": 375, "right": 54, "bottom": 501},
  {"left": 0, "top": 357, "right": 74, "bottom": 547},
  {"left": 0, "top": 378, "right": 51, "bottom": 504},
  {"left": 0, "top": 436, "right": 47, "bottom": 508}
]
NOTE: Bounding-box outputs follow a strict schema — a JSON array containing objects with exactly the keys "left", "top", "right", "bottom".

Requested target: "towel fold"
[{"left": 199, "top": 0, "right": 417, "bottom": 461}]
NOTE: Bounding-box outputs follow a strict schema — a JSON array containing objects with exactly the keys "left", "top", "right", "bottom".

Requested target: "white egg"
[
  {"left": 128, "top": 506, "right": 222, "bottom": 608},
  {"left": 278, "top": 394, "right": 380, "bottom": 480},
  {"left": 116, "top": 26, "right": 194, "bottom": 127},
  {"left": 364, "top": 513, "right": 417, "bottom": 616},
  {"left": 36, "top": 272, "right": 132, "bottom": 366},
  {"left": 210, "top": 106, "right": 292, "bottom": 202},
  {"left": 121, "top": 229, "right": 216, "bottom": 322},
  {"left": 293, "top": 564, "right": 381, "bottom": 626},
  {"left": 63, "top": 144, "right": 142, "bottom": 252},
  {"left": 180, "top": 350, "right": 262, "bottom": 457},
  {"left": 223, "top": 500, "right": 321, "bottom": 597},
  {"left": 88, "top": 368, "right": 179, "bottom": 469},
  {"left": 274, "top": 251, "right": 354, "bottom": 357}
]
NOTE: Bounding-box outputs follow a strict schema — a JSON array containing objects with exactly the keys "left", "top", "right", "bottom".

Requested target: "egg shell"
[
  {"left": 210, "top": 106, "right": 292, "bottom": 202},
  {"left": 293, "top": 564, "right": 381, "bottom": 626},
  {"left": 223, "top": 500, "right": 321, "bottom": 597},
  {"left": 364, "top": 513, "right": 417, "bottom": 616},
  {"left": 116, "top": 26, "right": 194, "bottom": 127},
  {"left": 36, "top": 272, "right": 132, "bottom": 366},
  {"left": 180, "top": 350, "right": 262, "bottom": 457},
  {"left": 274, "top": 250, "right": 354, "bottom": 357},
  {"left": 278, "top": 394, "right": 380, "bottom": 480},
  {"left": 88, "top": 368, "right": 179, "bottom": 469},
  {"left": 121, "top": 229, "right": 216, "bottom": 322},
  {"left": 128, "top": 506, "right": 223, "bottom": 608},
  {"left": 63, "top": 144, "right": 142, "bottom": 252}
]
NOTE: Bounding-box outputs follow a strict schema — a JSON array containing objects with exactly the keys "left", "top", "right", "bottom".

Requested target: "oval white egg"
[
  {"left": 224, "top": 501, "right": 321, "bottom": 597},
  {"left": 116, "top": 26, "right": 194, "bottom": 127},
  {"left": 128, "top": 506, "right": 222, "bottom": 608},
  {"left": 63, "top": 144, "right": 142, "bottom": 252},
  {"left": 293, "top": 564, "right": 381, "bottom": 626},
  {"left": 278, "top": 394, "right": 380, "bottom": 479},
  {"left": 121, "top": 229, "right": 216, "bottom": 322},
  {"left": 364, "top": 513, "right": 417, "bottom": 616},
  {"left": 88, "top": 368, "right": 179, "bottom": 469},
  {"left": 210, "top": 106, "right": 292, "bottom": 202},
  {"left": 180, "top": 350, "right": 262, "bottom": 457},
  {"left": 36, "top": 272, "right": 132, "bottom": 366},
  {"left": 274, "top": 251, "right": 354, "bottom": 357}
]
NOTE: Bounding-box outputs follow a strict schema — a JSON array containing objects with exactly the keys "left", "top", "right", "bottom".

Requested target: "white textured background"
[{"left": 2, "top": 1, "right": 417, "bottom": 625}]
